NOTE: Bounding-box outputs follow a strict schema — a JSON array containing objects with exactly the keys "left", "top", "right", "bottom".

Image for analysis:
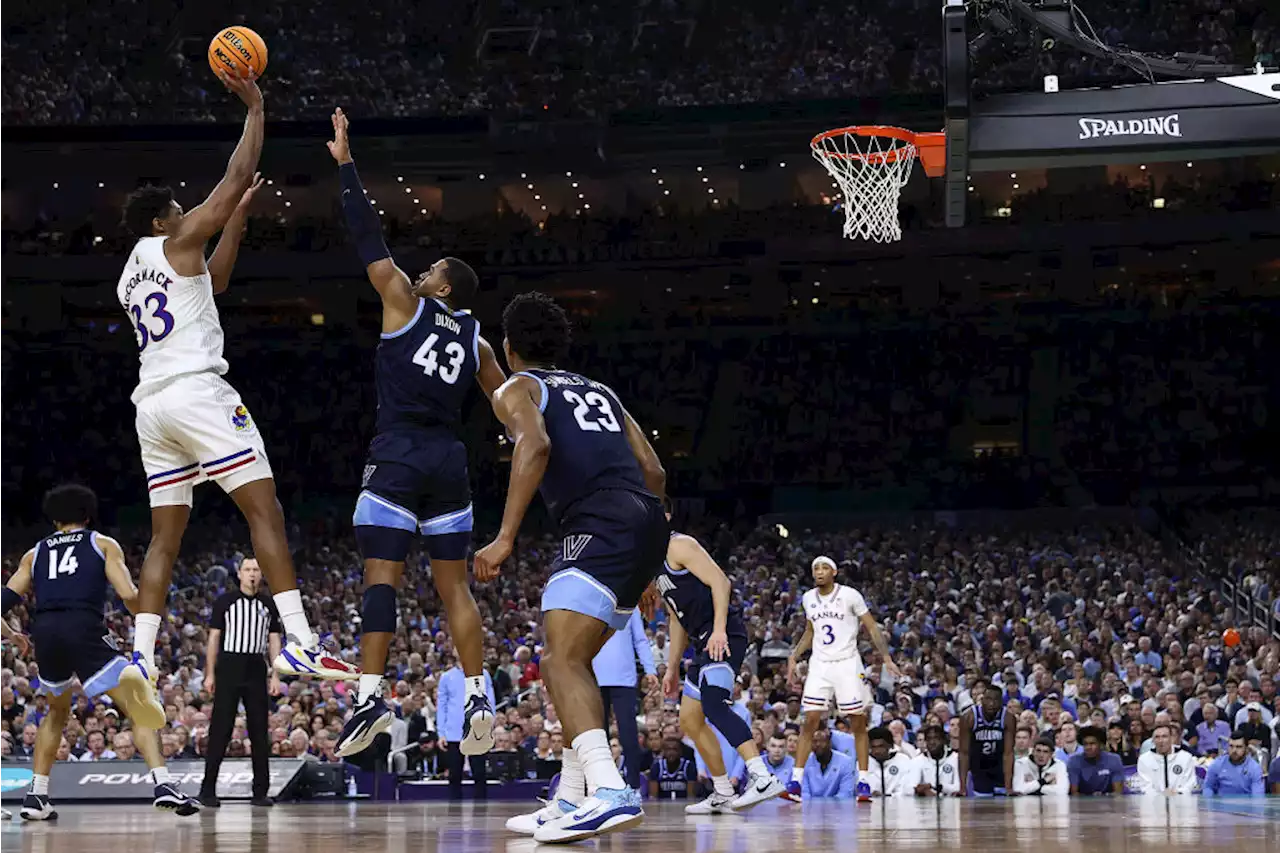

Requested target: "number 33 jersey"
[
  {"left": 802, "top": 584, "right": 870, "bottom": 663},
  {"left": 513, "top": 368, "right": 650, "bottom": 525},
  {"left": 117, "top": 236, "right": 228, "bottom": 404}
]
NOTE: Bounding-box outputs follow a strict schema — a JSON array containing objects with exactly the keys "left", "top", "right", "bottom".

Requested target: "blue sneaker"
[
  {"left": 781, "top": 780, "right": 802, "bottom": 802},
  {"left": 153, "top": 783, "right": 201, "bottom": 816},
  {"left": 532, "top": 787, "right": 644, "bottom": 843},
  {"left": 856, "top": 780, "right": 872, "bottom": 802},
  {"left": 505, "top": 798, "right": 576, "bottom": 835},
  {"left": 335, "top": 695, "right": 393, "bottom": 757},
  {"left": 459, "top": 693, "right": 495, "bottom": 756}
]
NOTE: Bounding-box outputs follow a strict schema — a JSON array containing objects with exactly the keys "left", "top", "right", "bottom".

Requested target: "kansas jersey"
[
  {"left": 516, "top": 369, "right": 649, "bottom": 523},
  {"left": 117, "top": 236, "right": 228, "bottom": 404},
  {"left": 376, "top": 298, "right": 480, "bottom": 434},
  {"left": 802, "top": 584, "right": 869, "bottom": 662},
  {"left": 656, "top": 534, "right": 746, "bottom": 645},
  {"left": 29, "top": 529, "right": 108, "bottom": 615}
]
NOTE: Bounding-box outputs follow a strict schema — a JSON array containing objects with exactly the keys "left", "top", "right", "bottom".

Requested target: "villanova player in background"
[
  {"left": 117, "top": 71, "right": 354, "bottom": 684},
  {"left": 326, "top": 109, "right": 508, "bottom": 757},
  {"left": 475, "top": 292, "right": 668, "bottom": 843},
  {"left": 656, "top": 508, "right": 786, "bottom": 813},
  {"left": 1, "top": 485, "right": 200, "bottom": 819}
]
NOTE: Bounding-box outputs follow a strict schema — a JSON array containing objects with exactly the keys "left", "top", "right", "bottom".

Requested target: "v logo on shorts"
[{"left": 563, "top": 534, "right": 594, "bottom": 562}]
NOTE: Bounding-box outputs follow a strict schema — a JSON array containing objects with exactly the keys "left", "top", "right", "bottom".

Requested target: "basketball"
[
  {"left": 1223, "top": 628, "right": 1241, "bottom": 647},
  {"left": 207, "top": 26, "right": 268, "bottom": 80}
]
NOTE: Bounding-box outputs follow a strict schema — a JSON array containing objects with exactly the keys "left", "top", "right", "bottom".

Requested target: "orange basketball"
[
  {"left": 1223, "top": 628, "right": 1241, "bottom": 648},
  {"left": 208, "top": 26, "right": 268, "bottom": 80}
]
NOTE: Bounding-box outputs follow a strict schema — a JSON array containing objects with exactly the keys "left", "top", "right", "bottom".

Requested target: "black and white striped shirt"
[{"left": 210, "top": 590, "right": 282, "bottom": 656}]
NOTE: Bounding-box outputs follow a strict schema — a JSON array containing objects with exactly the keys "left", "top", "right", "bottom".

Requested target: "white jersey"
[
  {"left": 802, "top": 583, "right": 869, "bottom": 663},
  {"left": 117, "top": 236, "right": 228, "bottom": 404},
  {"left": 1012, "top": 755, "right": 1070, "bottom": 795},
  {"left": 910, "top": 749, "right": 962, "bottom": 796}
]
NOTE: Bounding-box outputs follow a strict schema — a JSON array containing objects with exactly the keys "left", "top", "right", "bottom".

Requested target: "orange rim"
[{"left": 811, "top": 126, "right": 946, "bottom": 177}]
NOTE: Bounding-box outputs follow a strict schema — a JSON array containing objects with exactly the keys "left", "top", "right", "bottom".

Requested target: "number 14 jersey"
[{"left": 802, "top": 583, "right": 870, "bottom": 663}]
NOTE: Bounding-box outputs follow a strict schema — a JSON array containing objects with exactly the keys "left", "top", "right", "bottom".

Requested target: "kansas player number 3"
[
  {"left": 563, "top": 390, "right": 621, "bottom": 433},
  {"left": 412, "top": 333, "right": 466, "bottom": 385}
]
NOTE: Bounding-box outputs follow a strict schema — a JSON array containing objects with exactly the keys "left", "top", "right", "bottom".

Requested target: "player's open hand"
[
  {"left": 218, "top": 69, "right": 263, "bottom": 111},
  {"left": 662, "top": 668, "right": 680, "bottom": 699},
  {"left": 639, "top": 582, "right": 661, "bottom": 621},
  {"left": 473, "top": 536, "right": 512, "bottom": 582},
  {"left": 237, "top": 172, "right": 265, "bottom": 211},
  {"left": 327, "top": 108, "right": 353, "bottom": 165},
  {"left": 705, "top": 630, "right": 728, "bottom": 662}
]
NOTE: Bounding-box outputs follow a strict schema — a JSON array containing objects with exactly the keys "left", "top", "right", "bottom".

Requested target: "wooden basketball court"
[{"left": 4, "top": 799, "right": 1278, "bottom": 852}]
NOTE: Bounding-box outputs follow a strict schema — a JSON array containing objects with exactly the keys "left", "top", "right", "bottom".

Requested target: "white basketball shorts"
[
  {"left": 802, "top": 656, "right": 871, "bottom": 715},
  {"left": 135, "top": 372, "right": 273, "bottom": 508}
]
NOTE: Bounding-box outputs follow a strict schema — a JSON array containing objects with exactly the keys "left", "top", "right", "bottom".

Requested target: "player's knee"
[
  {"left": 679, "top": 703, "right": 704, "bottom": 734},
  {"left": 361, "top": 584, "right": 398, "bottom": 634}
]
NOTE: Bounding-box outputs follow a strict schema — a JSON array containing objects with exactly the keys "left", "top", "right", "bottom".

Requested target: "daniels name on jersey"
[{"left": 802, "top": 584, "right": 869, "bottom": 662}]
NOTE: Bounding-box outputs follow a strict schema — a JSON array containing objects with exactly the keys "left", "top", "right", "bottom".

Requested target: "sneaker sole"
[
  {"left": 459, "top": 711, "right": 495, "bottom": 756},
  {"left": 535, "top": 811, "right": 643, "bottom": 843},
  {"left": 118, "top": 667, "right": 166, "bottom": 729},
  {"left": 155, "top": 800, "right": 201, "bottom": 816},
  {"left": 272, "top": 650, "right": 362, "bottom": 681},
  {"left": 335, "top": 711, "right": 394, "bottom": 758},
  {"left": 19, "top": 809, "right": 57, "bottom": 821}
]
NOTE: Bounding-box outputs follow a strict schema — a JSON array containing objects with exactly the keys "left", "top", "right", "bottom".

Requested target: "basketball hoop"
[{"left": 811, "top": 126, "right": 945, "bottom": 243}]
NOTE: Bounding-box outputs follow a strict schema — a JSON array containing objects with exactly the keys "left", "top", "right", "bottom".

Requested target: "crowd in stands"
[{"left": 3, "top": 0, "right": 1274, "bottom": 125}]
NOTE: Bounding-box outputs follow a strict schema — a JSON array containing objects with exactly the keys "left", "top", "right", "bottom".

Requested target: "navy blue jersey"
[
  {"left": 518, "top": 369, "right": 650, "bottom": 524},
  {"left": 648, "top": 755, "right": 695, "bottom": 797},
  {"left": 30, "top": 529, "right": 108, "bottom": 615},
  {"left": 969, "top": 704, "right": 1007, "bottom": 772},
  {"left": 656, "top": 533, "right": 746, "bottom": 646},
  {"left": 375, "top": 298, "right": 480, "bottom": 434}
]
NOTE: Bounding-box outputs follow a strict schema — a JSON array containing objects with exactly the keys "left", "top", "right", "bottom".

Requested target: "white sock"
[
  {"left": 151, "top": 766, "right": 171, "bottom": 785},
  {"left": 272, "top": 589, "right": 315, "bottom": 647},
  {"left": 713, "top": 775, "right": 734, "bottom": 797},
  {"left": 571, "top": 729, "right": 625, "bottom": 795},
  {"left": 746, "top": 756, "right": 767, "bottom": 778},
  {"left": 557, "top": 746, "right": 586, "bottom": 805},
  {"left": 32, "top": 775, "right": 49, "bottom": 795},
  {"left": 791, "top": 765, "right": 804, "bottom": 783},
  {"left": 357, "top": 674, "right": 383, "bottom": 704},
  {"left": 464, "top": 675, "right": 486, "bottom": 699},
  {"left": 133, "top": 613, "right": 161, "bottom": 666}
]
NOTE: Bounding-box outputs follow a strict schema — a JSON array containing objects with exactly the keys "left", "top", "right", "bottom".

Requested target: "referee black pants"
[
  {"left": 446, "top": 742, "right": 488, "bottom": 800},
  {"left": 202, "top": 653, "right": 271, "bottom": 798},
  {"left": 600, "top": 685, "right": 641, "bottom": 789}
]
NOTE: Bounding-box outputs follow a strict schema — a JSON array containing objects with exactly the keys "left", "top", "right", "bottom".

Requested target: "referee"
[{"left": 199, "top": 557, "right": 282, "bottom": 808}]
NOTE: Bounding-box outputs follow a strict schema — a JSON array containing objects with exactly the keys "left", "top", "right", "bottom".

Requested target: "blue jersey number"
[
  {"left": 130, "top": 291, "right": 175, "bottom": 351},
  {"left": 821, "top": 624, "right": 835, "bottom": 645}
]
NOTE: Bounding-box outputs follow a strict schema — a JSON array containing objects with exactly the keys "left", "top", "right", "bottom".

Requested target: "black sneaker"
[
  {"left": 198, "top": 792, "right": 221, "bottom": 808},
  {"left": 19, "top": 793, "right": 57, "bottom": 821},
  {"left": 335, "top": 695, "right": 393, "bottom": 758},
  {"left": 459, "top": 693, "right": 495, "bottom": 756},
  {"left": 251, "top": 796, "right": 275, "bottom": 807},
  {"left": 154, "top": 783, "right": 201, "bottom": 816}
]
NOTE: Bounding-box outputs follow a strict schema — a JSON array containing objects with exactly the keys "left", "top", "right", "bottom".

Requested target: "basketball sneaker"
[
  {"left": 505, "top": 798, "right": 577, "bottom": 835},
  {"left": 273, "top": 636, "right": 361, "bottom": 681},
  {"left": 731, "top": 772, "right": 785, "bottom": 811},
  {"left": 532, "top": 787, "right": 644, "bottom": 843},
  {"left": 336, "top": 695, "right": 394, "bottom": 757},
  {"left": 459, "top": 693, "right": 495, "bottom": 756},
  {"left": 856, "top": 781, "right": 872, "bottom": 802},
  {"left": 781, "top": 780, "right": 802, "bottom": 802},
  {"left": 19, "top": 793, "right": 57, "bottom": 821},
  {"left": 153, "top": 782, "right": 201, "bottom": 816},
  {"left": 118, "top": 654, "right": 166, "bottom": 730},
  {"left": 685, "top": 791, "right": 735, "bottom": 815}
]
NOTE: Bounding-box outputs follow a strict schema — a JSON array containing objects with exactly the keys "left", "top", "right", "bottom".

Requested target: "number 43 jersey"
[
  {"left": 514, "top": 368, "right": 650, "bottom": 525},
  {"left": 117, "top": 236, "right": 229, "bottom": 404},
  {"left": 802, "top": 584, "right": 870, "bottom": 663},
  {"left": 376, "top": 297, "right": 480, "bottom": 434}
]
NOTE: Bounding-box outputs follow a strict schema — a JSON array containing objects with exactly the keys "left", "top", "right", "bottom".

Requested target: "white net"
[{"left": 811, "top": 129, "right": 919, "bottom": 243}]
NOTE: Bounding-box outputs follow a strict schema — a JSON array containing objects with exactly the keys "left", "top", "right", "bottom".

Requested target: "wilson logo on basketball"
[{"left": 220, "top": 31, "right": 253, "bottom": 61}]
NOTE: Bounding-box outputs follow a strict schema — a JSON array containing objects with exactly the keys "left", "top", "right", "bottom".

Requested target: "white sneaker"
[
  {"left": 532, "top": 787, "right": 644, "bottom": 843},
  {"left": 730, "top": 772, "right": 785, "bottom": 811},
  {"left": 505, "top": 798, "right": 576, "bottom": 836},
  {"left": 685, "top": 791, "right": 735, "bottom": 815},
  {"left": 273, "top": 639, "right": 361, "bottom": 681}
]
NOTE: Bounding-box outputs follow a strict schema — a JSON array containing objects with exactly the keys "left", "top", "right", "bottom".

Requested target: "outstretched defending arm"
[
  {"left": 168, "top": 74, "right": 265, "bottom": 256},
  {"left": 205, "top": 173, "right": 264, "bottom": 294},
  {"left": 327, "top": 107, "right": 418, "bottom": 331}
]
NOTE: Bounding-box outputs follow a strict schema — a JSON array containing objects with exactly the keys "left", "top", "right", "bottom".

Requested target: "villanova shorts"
[
  {"left": 32, "top": 610, "right": 128, "bottom": 698},
  {"left": 353, "top": 429, "right": 473, "bottom": 562},
  {"left": 683, "top": 633, "right": 748, "bottom": 702},
  {"left": 541, "top": 489, "right": 669, "bottom": 631}
]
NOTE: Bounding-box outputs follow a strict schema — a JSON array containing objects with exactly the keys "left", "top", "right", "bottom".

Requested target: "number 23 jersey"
[
  {"left": 803, "top": 583, "right": 869, "bottom": 663},
  {"left": 515, "top": 368, "right": 650, "bottom": 525},
  {"left": 117, "top": 236, "right": 228, "bottom": 404}
]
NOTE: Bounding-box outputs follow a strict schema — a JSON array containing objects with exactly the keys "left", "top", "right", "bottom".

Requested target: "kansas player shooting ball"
[{"left": 2, "top": 484, "right": 201, "bottom": 819}]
